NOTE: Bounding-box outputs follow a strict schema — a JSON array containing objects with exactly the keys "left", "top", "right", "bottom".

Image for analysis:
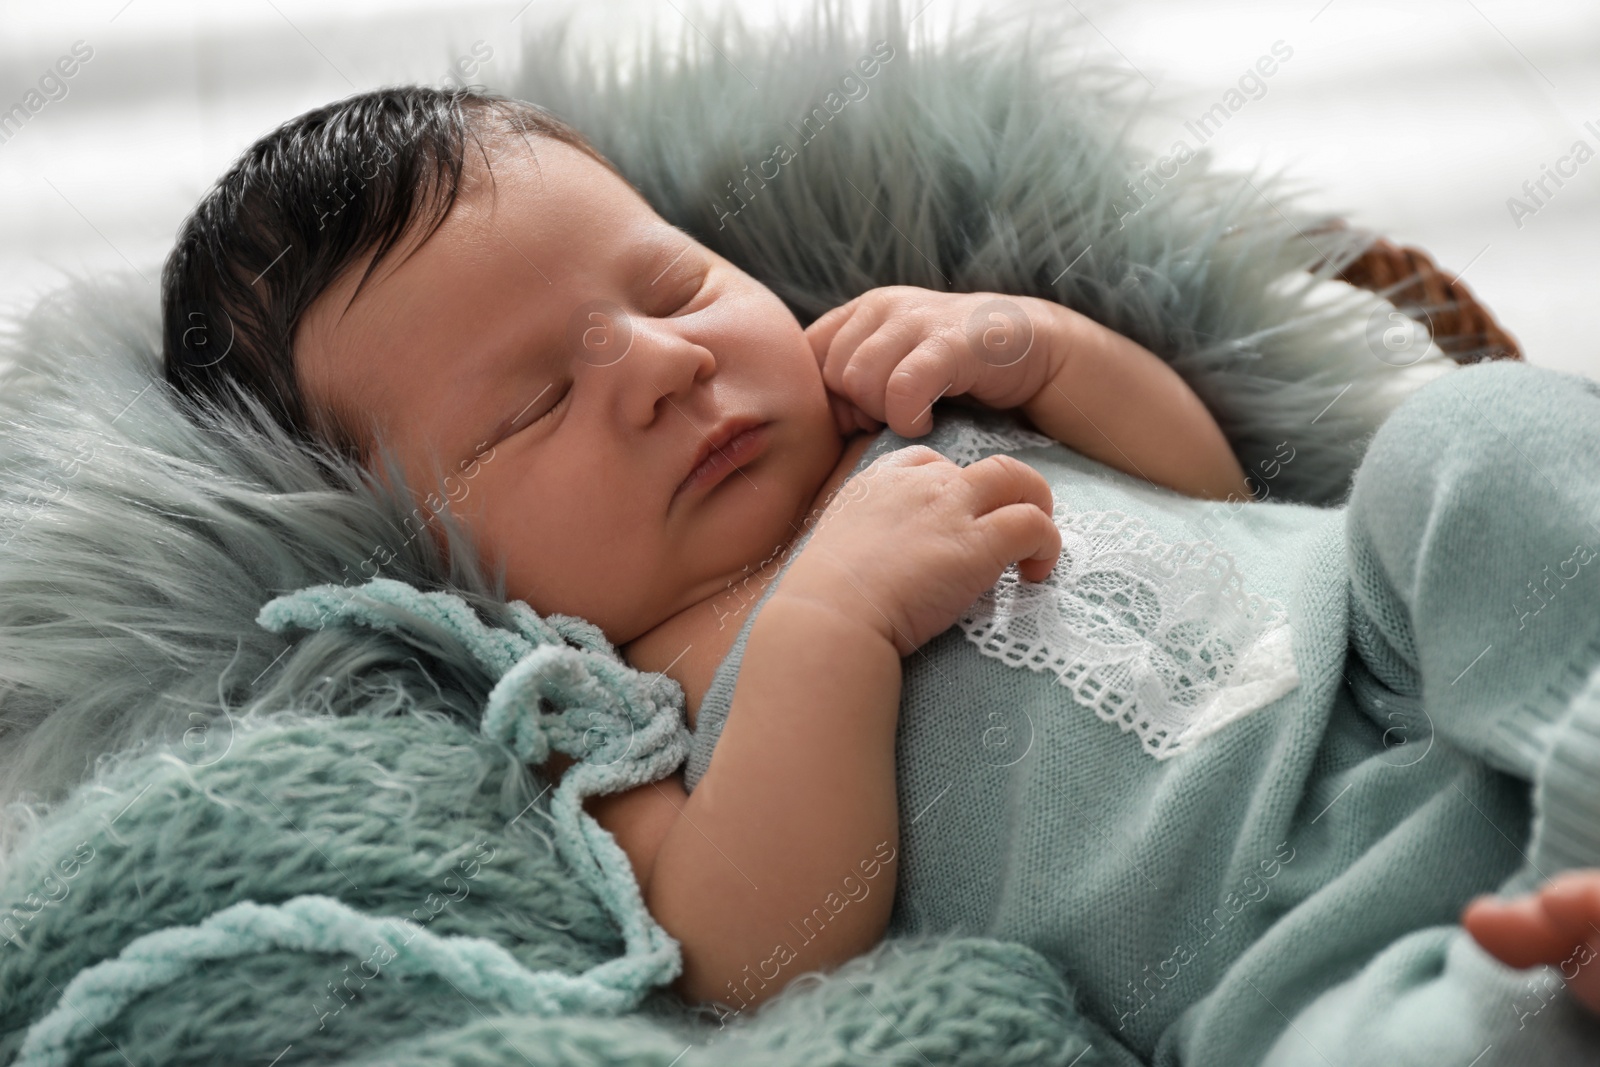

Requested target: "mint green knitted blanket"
[
  {"left": 0, "top": 577, "right": 1099, "bottom": 1066},
  {"left": 0, "top": 2, "right": 1478, "bottom": 1063}
]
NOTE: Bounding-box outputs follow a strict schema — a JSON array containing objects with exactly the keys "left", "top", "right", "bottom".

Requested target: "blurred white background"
[{"left": 0, "top": 0, "right": 1596, "bottom": 380}]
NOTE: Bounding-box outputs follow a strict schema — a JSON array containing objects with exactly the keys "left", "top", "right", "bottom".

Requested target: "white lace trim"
[
  {"left": 956, "top": 507, "right": 1300, "bottom": 760},
  {"left": 938, "top": 419, "right": 1055, "bottom": 467}
]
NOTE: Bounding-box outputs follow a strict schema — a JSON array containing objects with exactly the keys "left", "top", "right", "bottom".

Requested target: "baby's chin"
[
  {"left": 605, "top": 410, "right": 849, "bottom": 644},
  {"left": 687, "top": 415, "right": 841, "bottom": 583},
  {"left": 791, "top": 420, "right": 865, "bottom": 523}
]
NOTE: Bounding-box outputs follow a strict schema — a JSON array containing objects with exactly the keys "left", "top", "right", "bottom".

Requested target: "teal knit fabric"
[
  {"left": 1232, "top": 359, "right": 1600, "bottom": 1066},
  {"left": 686, "top": 361, "right": 1600, "bottom": 1066},
  {"left": 10, "top": 577, "right": 690, "bottom": 1065},
  {"left": 0, "top": 581, "right": 1108, "bottom": 1066}
]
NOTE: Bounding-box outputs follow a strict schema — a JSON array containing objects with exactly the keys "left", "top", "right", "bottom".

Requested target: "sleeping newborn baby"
[{"left": 163, "top": 87, "right": 1600, "bottom": 1066}]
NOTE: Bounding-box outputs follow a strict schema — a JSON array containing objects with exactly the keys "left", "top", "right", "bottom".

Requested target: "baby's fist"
[{"left": 804, "top": 286, "right": 1063, "bottom": 438}]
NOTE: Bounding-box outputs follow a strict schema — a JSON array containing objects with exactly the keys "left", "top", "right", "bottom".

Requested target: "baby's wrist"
[
  {"left": 766, "top": 568, "right": 902, "bottom": 656},
  {"left": 1018, "top": 299, "right": 1089, "bottom": 415}
]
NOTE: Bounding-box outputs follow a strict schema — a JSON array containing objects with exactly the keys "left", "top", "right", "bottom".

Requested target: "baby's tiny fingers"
[
  {"left": 804, "top": 301, "right": 858, "bottom": 370},
  {"left": 826, "top": 392, "right": 854, "bottom": 437},
  {"left": 816, "top": 302, "right": 890, "bottom": 399},
  {"left": 848, "top": 402, "right": 884, "bottom": 434},
  {"left": 884, "top": 336, "right": 962, "bottom": 437},
  {"left": 828, "top": 392, "right": 881, "bottom": 437},
  {"left": 1462, "top": 894, "right": 1566, "bottom": 969},
  {"left": 961, "top": 453, "right": 1060, "bottom": 579},
  {"left": 962, "top": 452, "right": 1055, "bottom": 522},
  {"left": 1535, "top": 872, "right": 1600, "bottom": 938},
  {"left": 983, "top": 501, "right": 1063, "bottom": 585}
]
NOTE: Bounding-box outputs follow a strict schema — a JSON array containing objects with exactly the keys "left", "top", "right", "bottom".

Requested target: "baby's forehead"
[
  {"left": 297, "top": 153, "right": 676, "bottom": 447},
  {"left": 457, "top": 131, "right": 634, "bottom": 212},
  {"left": 449, "top": 177, "right": 702, "bottom": 303}
]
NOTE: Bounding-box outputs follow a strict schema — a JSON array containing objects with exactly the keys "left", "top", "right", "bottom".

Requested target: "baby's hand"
[
  {"left": 805, "top": 286, "right": 1066, "bottom": 438},
  {"left": 778, "top": 445, "right": 1061, "bottom": 657}
]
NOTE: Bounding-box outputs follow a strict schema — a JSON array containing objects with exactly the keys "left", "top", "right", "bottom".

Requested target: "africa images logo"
[
  {"left": 0, "top": 41, "right": 95, "bottom": 148},
  {"left": 712, "top": 39, "right": 896, "bottom": 231}
]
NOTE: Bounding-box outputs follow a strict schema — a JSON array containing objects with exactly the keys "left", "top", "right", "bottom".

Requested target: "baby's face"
[{"left": 294, "top": 136, "right": 842, "bottom": 645}]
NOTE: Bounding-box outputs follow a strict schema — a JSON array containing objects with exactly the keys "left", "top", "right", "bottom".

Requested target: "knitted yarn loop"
[{"left": 14, "top": 577, "right": 690, "bottom": 1067}]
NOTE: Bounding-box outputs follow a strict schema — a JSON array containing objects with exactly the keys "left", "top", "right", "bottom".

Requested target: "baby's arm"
[
  {"left": 646, "top": 591, "right": 902, "bottom": 1008},
  {"left": 1018, "top": 306, "right": 1251, "bottom": 501},
  {"left": 569, "top": 449, "right": 1057, "bottom": 1013},
  {"left": 569, "top": 584, "right": 902, "bottom": 1011}
]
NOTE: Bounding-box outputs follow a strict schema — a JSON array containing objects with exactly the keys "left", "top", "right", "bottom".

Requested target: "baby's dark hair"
[{"left": 160, "top": 85, "right": 620, "bottom": 465}]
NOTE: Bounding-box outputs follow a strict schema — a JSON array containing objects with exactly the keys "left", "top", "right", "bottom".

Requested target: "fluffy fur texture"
[
  {"left": 502, "top": 0, "right": 1454, "bottom": 500},
  {"left": 0, "top": 0, "right": 1474, "bottom": 1061}
]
